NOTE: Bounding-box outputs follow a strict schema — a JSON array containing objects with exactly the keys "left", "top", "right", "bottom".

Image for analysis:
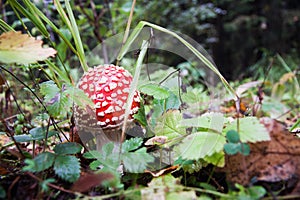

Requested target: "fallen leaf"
[
  {"left": 223, "top": 117, "right": 300, "bottom": 193},
  {"left": 0, "top": 31, "right": 56, "bottom": 65},
  {"left": 71, "top": 172, "right": 114, "bottom": 193}
]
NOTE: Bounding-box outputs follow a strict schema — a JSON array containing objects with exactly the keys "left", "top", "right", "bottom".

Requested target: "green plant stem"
[
  {"left": 116, "top": 21, "right": 238, "bottom": 99},
  {"left": 120, "top": 40, "right": 149, "bottom": 148},
  {"left": 116, "top": 0, "right": 136, "bottom": 66},
  {"left": 64, "top": 0, "right": 88, "bottom": 71},
  {"left": 54, "top": 0, "right": 88, "bottom": 72}
]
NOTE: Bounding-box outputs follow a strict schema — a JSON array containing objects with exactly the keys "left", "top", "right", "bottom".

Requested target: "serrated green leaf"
[
  {"left": 155, "top": 110, "right": 186, "bottom": 143},
  {"left": 40, "top": 81, "right": 60, "bottom": 102},
  {"left": 223, "top": 117, "right": 270, "bottom": 143},
  {"left": 102, "top": 142, "right": 114, "bottom": 158},
  {"left": 122, "top": 137, "right": 143, "bottom": 152},
  {"left": 175, "top": 132, "right": 226, "bottom": 160},
  {"left": 226, "top": 130, "right": 240, "bottom": 143},
  {"left": 54, "top": 142, "right": 82, "bottom": 155},
  {"left": 224, "top": 143, "right": 240, "bottom": 155},
  {"left": 122, "top": 147, "right": 154, "bottom": 173},
  {"left": 53, "top": 155, "right": 80, "bottom": 182},
  {"left": 39, "top": 81, "right": 72, "bottom": 117},
  {"left": 140, "top": 84, "right": 170, "bottom": 99},
  {"left": 89, "top": 160, "right": 102, "bottom": 170}
]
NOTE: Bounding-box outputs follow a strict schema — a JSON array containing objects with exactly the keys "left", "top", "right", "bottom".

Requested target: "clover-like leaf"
[
  {"left": 0, "top": 31, "right": 56, "bottom": 65},
  {"left": 226, "top": 130, "right": 240, "bottom": 143},
  {"left": 53, "top": 155, "right": 80, "bottom": 182}
]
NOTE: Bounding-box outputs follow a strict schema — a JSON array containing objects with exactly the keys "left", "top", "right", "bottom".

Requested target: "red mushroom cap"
[{"left": 77, "top": 64, "right": 140, "bottom": 129}]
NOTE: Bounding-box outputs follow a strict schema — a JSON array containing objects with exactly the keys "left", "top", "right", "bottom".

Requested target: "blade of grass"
[
  {"left": 276, "top": 54, "right": 300, "bottom": 92},
  {"left": 0, "top": 19, "right": 15, "bottom": 32},
  {"left": 120, "top": 40, "right": 149, "bottom": 152},
  {"left": 9, "top": 0, "right": 49, "bottom": 37},
  {"left": 17, "top": 0, "right": 77, "bottom": 54},
  {"left": 116, "top": 0, "right": 136, "bottom": 66},
  {"left": 117, "top": 21, "right": 238, "bottom": 99},
  {"left": 54, "top": 0, "right": 88, "bottom": 72},
  {"left": 64, "top": 0, "right": 88, "bottom": 72}
]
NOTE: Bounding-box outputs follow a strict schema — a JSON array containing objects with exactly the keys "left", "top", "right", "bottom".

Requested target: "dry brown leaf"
[
  {"left": 71, "top": 172, "right": 114, "bottom": 193},
  {"left": 224, "top": 117, "right": 300, "bottom": 193},
  {"left": 0, "top": 31, "right": 56, "bottom": 65}
]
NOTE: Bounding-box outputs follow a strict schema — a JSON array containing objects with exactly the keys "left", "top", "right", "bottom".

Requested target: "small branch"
[{"left": 26, "top": 172, "right": 76, "bottom": 195}]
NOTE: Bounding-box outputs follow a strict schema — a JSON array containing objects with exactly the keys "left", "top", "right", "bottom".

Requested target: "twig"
[
  {"left": 0, "top": 118, "right": 25, "bottom": 159},
  {"left": 26, "top": 172, "right": 76, "bottom": 195}
]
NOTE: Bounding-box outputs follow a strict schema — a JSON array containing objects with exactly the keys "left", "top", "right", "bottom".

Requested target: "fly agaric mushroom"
[{"left": 74, "top": 64, "right": 141, "bottom": 150}]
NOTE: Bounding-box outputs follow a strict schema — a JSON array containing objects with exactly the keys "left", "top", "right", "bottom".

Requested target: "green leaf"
[
  {"left": 39, "top": 81, "right": 72, "bottom": 117},
  {"left": 223, "top": 117, "right": 270, "bottom": 143},
  {"left": 180, "top": 112, "right": 224, "bottom": 133},
  {"left": 203, "top": 151, "right": 225, "bottom": 167},
  {"left": 240, "top": 143, "right": 250, "bottom": 156},
  {"left": 89, "top": 160, "right": 102, "bottom": 170},
  {"left": 133, "top": 101, "right": 148, "bottom": 127},
  {"left": 226, "top": 130, "right": 240, "bottom": 143},
  {"left": 29, "top": 127, "right": 58, "bottom": 140},
  {"left": 122, "top": 137, "right": 143, "bottom": 152},
  {"left": 14, "top": 134, "right": 33, "bottom": 143},
  {"left": 23, "top": 152, "right": 55, "bottom": 172},
  {"left": 0, "top": 31, "right": 56, "bottom": 65},
  {"left": 122, "top": 147, "right": 154, "bottom": 173},
  {"left": 175, "top": 132, "right": 226, "bottom": 160},
  {"left": 140, "top": 83, "right": 170, "bottom": 99},
  {"left": 224, "top": 143, "right": 240, "bottom": 155},
  {"left": 0, "top": 185, "right": 6, "bottom": 199},
  {"left": 34, "top": 152, "right": 55, "bottom": 172},
  {"left": 40, "top": 178, "right": 55, "bottom": 193},
  {"left": 22, "top": 159, "right": 36, "bottom": 172},
  {"left": 155, "top": 91, "right": 181, "bottom": 111},
  {"left": 248, "top": 186, "right": 267, "bottom": 199},
  {"left": 54, "top": 142, "right": 83, "bottom": 155},
  {"left": 14, "top": 127, "right": 58, "bottom": 142},
  {"left": 155, "top": 110, "right": 186, "bottom": 143},
  {"left": 53, "top": 155, "right": 80, "bottom": 182}
]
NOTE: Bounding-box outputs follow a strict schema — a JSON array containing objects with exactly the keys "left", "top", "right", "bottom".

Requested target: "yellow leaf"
[{"left": 0, "top": 31, "right": 56, "bottom": 65}]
